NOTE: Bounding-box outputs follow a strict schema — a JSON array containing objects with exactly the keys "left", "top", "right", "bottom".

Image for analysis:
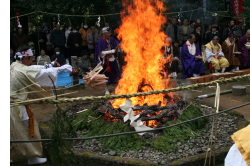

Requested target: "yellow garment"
[
  {"left": 231, "top": 125, "right": 250, "bottom": 166},
  {"left": 210, "top": 57, "right": 229, "bottom": 70},
  {"left": 204, "top": 41, "right": 229, "bottom": 69},
  {"left": 79, "top": 28, "right": 92, "bottom": 46},
  {"left": 10, "top": 61, "right": 52, "bottom": 159},
  {"left": 203, "top": 42, "right": 222, "bottom": 62}
]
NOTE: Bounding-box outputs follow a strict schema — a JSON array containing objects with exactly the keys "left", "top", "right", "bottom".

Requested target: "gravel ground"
[{"left": 69, "top": 102, "right": 239, "bottom": 165}]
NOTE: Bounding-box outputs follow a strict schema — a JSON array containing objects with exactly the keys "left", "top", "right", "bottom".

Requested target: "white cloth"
[
  {"left": 20, "top": 64, "right": 72, "bottom": 121},
  {"left": 31, "top": 64, "right": 72, "bottom": 87},
  {"left": 15, "top": 49, "right": 33, "bottom": 59},
  {"left": 186, "top": 41, "right": 196, "bottom": 55},
  {"left": 205, "top": 47, "right": 225, "bottom": 62},
  {"left": 225, "top": 144, "right": 248, "bottom": 166},
  {"left": 120, "top": 99, "right": 154, "bottom": 135}
]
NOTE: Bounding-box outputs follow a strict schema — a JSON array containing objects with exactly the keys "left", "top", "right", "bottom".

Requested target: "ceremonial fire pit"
[{"left": 96, "top": 96, "right": 188, "bottom": 128}]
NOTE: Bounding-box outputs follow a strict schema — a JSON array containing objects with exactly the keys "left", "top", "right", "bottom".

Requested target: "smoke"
[{"left": 181, "top": 91, "right": 192, "bottom": 101}]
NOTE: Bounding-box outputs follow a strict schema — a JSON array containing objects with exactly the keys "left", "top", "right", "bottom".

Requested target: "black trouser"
[{"left": 170, "top": 60, "right": 179, "bottom": 73}]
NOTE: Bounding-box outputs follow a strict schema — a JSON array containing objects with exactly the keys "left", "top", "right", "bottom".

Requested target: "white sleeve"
[
  {"left": 225, "top": 144, "right": 248, "bottom": 166},
  {"left": 205, "top": 48, "right": 216, "bottom": 62},
  {"left": 34, "top": 65, "right": 72, "bottom": 87},
  {"left": 31, "top": 63, "right": 54, "bottom": 69},
  {"left": 219, "top": 49, "right": 225, "bottom": 56}
]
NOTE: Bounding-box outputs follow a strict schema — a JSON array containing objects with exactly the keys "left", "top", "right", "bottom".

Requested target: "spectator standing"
[
  {"left": 179, "top": 18, "right": 190, "bottom": 44},
  {"left": 196, "top": 18, "right": 205, "bottom": 33},
  {"left": 205, "top": 25, "right": 219, "bottom": 44},
  {"left": 67, "top": 27, "right": 82, "bottom": 64},
  {"left": 37, "top": 49, "right": 51, "bottom": 65},
  {"left": 43, "top": 28, "right": 54, "bottom": 58},
  {"left": 51, "top": 47, "right": 66, "bottom": 66},
  {"left": 238, "top": 21, "right": 246, "bottom": 35},
  {"left": 192, "top": 24, "right": 202, "bottom": 52},
  {"left": 79, "top": 23, "right": 91, "bottom": 50},
  {"left": 32, "top": 25, "right": 47, "bottom": 57},
  {"left": 13, "top": 26, "right": 28, "bottom": 51},
  {"left": 188, "top": 21, "right": 196, "bottom": 35},
  {"left": 50, "top": 24, "right": 66, "bottom": 57},
  {"left": 65, "top": 24, "right": 72, "bottom": 60},
  {"left": 222, "top": 20, "right": 235, "bottom": 42},
  {"left": 10, "top": 27, "right": 17, "bottom": 51},
  {"left": 165, "top": 17, "right": 181, "bottom": 44},
  {"left": 87, "top": 26, "right": 100, "bottom": 54}
]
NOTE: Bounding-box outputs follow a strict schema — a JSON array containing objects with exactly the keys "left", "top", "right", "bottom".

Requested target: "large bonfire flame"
[{"left": 111, "top": 0, "right": 174, "bottom": 127}]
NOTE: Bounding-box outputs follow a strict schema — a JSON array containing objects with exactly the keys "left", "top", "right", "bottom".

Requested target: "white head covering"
[
  {"left": 102, "top": 27, "right": 110, "bottom": 33},
  {"left": 15, "top": 48, "right": 33, "bottom": 60}
]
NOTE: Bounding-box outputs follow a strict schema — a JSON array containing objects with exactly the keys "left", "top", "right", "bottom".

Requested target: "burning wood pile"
[
  {"left": 90, "top": 0, "right": 187, "bottom": 132},
  {"left": 95, "top": 97, "right": 188, "bottom": 128}
]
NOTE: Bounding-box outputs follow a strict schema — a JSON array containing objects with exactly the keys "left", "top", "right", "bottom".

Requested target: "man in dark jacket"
[
  {"left": 13, "top": 26, "right": 28, "bottom": 51},
  {"left": 205, "top": 25, "right": 219, "bottom": 43},
  {"left": 67, "top": 27, "right": 82, "bottom": 64},
  {"left": 32, "top": 25, "right": 47, "bottom": 57},
  {"left": 51, "top": 47, "right": 66, "bottom": 66},
  {"left": 50, "top": 24, "right": 66, "bottom": 57}
]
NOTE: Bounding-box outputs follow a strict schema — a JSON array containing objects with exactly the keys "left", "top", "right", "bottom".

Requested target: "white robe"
[{"left": 10, "top": 61, "right": 72, "bottom": 158}]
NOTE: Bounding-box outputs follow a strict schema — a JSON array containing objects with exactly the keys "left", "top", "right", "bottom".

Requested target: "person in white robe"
[{"left": 10, "top": 46, "right": 72, "bottom": 165}]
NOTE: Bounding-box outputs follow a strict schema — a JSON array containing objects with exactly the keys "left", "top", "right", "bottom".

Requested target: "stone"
[
  {"left": 178, "top": 149, "right": 183, "bottom": 153},
  {"left": 120, "top": 153, "right": 126, "bottom": 157},
  {"left": 144, "top": 153, "right": 150, "bottom": 158},
  {"left": 108, "top": 150, "right": 116, "bottom": 156},
  {"left": 160, "top": 160, "right": 166, "bottom": 165},
  {"left": 196, "top": 148, "right": 203, "bottom": 153},
  {"left": 177, "top": 142, "right": 182, "bottom": 146}
]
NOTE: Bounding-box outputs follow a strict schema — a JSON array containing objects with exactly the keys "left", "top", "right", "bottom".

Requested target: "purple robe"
[
  {"left": 237, "top": 35, "right": 250, "bottom": 69},
  {"left": 181, "top": 44, "right": 205, "bottom": 78},
  {"left": 95, "top": 37, "right": 121, "bottom": 84}
]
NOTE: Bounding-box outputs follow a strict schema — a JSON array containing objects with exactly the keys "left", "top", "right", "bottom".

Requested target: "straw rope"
[
  {"left": 10, "top": 8, "right": 205, "bottom": 19},
  {"left": 10, "top": 73, "right": 250, "bottom": 106}
]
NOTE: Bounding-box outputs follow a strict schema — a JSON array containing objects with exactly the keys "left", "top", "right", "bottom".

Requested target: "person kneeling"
[{"left": 204, "top": 36, "right": 229, "bottom": 73}]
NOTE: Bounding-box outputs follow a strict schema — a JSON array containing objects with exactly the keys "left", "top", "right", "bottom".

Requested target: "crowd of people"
[
  {"left": 10, "top": 18, "right": 250, "bottom": 82},
  {"left": 10, "top": 18, "right": 250, "bottom": 165},
  {"left": 161, "top": 18, "right": 250, "bottom": 78}
]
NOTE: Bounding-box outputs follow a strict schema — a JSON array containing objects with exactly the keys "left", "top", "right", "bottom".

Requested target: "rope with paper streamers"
[
  {"left": 10, "top": 8, "right": 212, "bottom": 19},
  {"left": 10, "top": 73, "right": 250, "bottom": 106}
]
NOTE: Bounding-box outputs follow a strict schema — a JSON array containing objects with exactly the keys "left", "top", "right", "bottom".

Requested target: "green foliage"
[
  {"left": 13, "top": 0, "right": 121, "bottom": 28},
  {"left": 72, "top": 104, "right": 207, "bottom": 153},
  {"left": 48, "top": 105, "right": 77, "bottom": 166},
  {"left": 72, "top": 105, "right": 148, "bottom": 152},
  {"left": 152, "top": 104, "right": 207, "bottom": 153},
  {"left": 242, "top": 0, "right": 250, "bottom": 29}
]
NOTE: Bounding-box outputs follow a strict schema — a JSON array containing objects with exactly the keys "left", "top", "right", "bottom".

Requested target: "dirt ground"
[
  {"left": 13, "top": 77, "right": 250, "bottom": 166},
  {"left": 31, "top": 78, "right": 250, "bottom": 123}
]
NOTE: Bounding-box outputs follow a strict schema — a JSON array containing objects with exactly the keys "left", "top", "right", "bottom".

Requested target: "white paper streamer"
[{"left": 120, "top": 99, "right": 154, "bottom": 135}]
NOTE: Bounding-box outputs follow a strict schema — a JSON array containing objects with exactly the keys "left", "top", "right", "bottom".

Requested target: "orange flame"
[{"left": 111, "top": 0, "right": 174, "bottom": 127}]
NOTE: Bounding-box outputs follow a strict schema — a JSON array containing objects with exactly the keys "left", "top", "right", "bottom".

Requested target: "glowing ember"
[{"left": 110, "top": 0, "right": 174, "bottom": 127}]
